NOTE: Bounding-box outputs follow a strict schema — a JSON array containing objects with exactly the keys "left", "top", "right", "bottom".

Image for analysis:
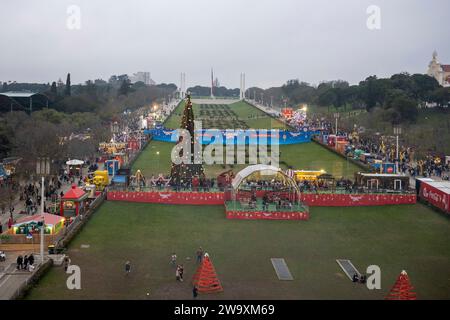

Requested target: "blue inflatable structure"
[{"left": 143, "top": 128, "right": 320, "bottom": 145}]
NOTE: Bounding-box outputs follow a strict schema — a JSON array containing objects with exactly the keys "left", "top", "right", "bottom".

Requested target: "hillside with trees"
[{"left": 0, "top": 74, "right": 178, "bottom": 166}]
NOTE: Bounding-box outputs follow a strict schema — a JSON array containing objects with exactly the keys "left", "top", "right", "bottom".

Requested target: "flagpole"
[{"left": 40, "top": 176, "right": 44, "bottom": 263}]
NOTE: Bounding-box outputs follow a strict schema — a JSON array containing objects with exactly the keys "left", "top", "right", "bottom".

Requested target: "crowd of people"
[
  {"left": 16, "top": 253, "right": 35, "bottom": 272},
  {"left": 284, "top": 111, "right": 450, "bottom": 182},
  {"left": 313, "top": 118, "right": 450, "bottom": 181},
  {"left": 298, "top": 178, "right": 355, "bottom": 193},
  {"left": 123, "top": 246, "right": 204, "bottom": 298},
  {"left": 128, "top": 174, "right": 218, "bottom": 192}
]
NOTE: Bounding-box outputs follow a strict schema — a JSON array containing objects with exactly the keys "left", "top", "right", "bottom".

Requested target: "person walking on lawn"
[
  {"left": 176, "top": 265, "right": 181, "bottom": 281},
  {"left": 171, "top": 253, "right": 177, "bottom": 267},
  {"left": 196, "top": 247, "right": 203, "bottom": 264},
  {"left": 179, "top": 264, "right": 184, "bottom": 282},
  {"left": 125, "top": 261, "right": 131, "bottom": 275}
]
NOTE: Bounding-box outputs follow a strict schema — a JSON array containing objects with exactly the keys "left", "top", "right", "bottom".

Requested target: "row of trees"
[
  {"left": 0, "top": 109, "right": 110, "bottom": 175},
  {"left": 1, "top": 74, "right": 178, "bottom": 115},
  {"left": 0, "top": 74, "right": 178, "bottom": 168},
  {"left": 280, "top": 73, "right": 450, "bottom": 124},
  {"left": 187, "top": 85, "right": 240, "bottom": 97}
]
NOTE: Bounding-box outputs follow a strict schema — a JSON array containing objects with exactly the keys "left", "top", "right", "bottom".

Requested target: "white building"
[
  {"left": 427, "top": 51, "right": 450, "bottom": 87},
  {"left": 130, "top": 72, "right": 156, "bottom": 86}
]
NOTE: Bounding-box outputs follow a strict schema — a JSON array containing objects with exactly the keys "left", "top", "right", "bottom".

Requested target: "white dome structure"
[{"left": 231, "top": 164, "right": 300, "bottom": 193}]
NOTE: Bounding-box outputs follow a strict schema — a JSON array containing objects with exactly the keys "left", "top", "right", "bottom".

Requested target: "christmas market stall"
[
  {"left": 60, "top": 184, "right": 88, "bottom": 218},
  {"left": 354, "top": 172, "right": 410, "bottom": 192},
  {"left": 11, "top": 213, "right": 65, "bottom": 236},
  {"left": 66, "top": 159, "right": 84, "bottom": 177},
  {"left": 0, "top": 213, "right": 66, "bottom": 245}
]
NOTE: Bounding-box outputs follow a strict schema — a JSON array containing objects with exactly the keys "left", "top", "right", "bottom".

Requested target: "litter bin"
[{"left": 48, "top": 245, "right": 55, "bottom": 255}]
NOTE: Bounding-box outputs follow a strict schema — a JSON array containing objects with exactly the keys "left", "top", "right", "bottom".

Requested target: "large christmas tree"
[{"left": 170, "top": 94, "right": 204, "bottom": 185}]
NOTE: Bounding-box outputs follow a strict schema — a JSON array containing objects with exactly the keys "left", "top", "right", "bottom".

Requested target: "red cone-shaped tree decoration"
[
  {"left": 385, "top": 270, "right": 417, "bottom": 300},
  {"left": 192, "top": 253, "right": 223, "bottom": 294}
]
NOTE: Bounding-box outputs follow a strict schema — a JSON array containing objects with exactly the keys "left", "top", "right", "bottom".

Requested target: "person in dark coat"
[
  {"left": 125, "top": 261, "right": 131, "bottom": 275},
  {"left": 193, "top": 286, "right": 198, "bottom": 299},
  {"left": 63, "top": 256, "right": 71, "bottom": 272},
  {"left": 179, "top": 265, "right": 184, "bottom": 282},
  {"left": 28, "top": 254, "right": 35, "bottom": 266},
  {"left": 23, "top": 255, "right": 28, "bottom": 270},
  {"left": 17, "top": 255, "right": 23, "bottom": 270}
]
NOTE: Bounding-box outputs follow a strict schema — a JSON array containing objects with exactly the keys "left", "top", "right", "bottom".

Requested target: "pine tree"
[
  {"left": 65, "top": 73, "right": 71, "bottom": 96},
  {"left": 50, "top": 82, "right": 57, "bottom": 96},
  {"left": 118, "top": 79, "right": 131, "bottom": 96}
]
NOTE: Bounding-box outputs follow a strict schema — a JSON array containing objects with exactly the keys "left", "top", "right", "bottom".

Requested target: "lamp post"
[
  {"left": 156, "top": 151, "right": 160, "bottom": 175},
  {"left": 394, "top": 125, "right": 402, "bottom": 174},
  {"left": 334, "top": 113, "right": 340, "bottom": 148}
]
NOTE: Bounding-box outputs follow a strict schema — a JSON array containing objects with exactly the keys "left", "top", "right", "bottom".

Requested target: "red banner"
[
  {"left": 107, "top": 191, "right": 416, "bottom": 207},
  {"left": 419, "top": 182, "right": 450, "bottom": 214},
  {"left": 226, "top": 210, "right": 309, "bottom": 220},
  {"left": 300, "top": 193, "right": 416, "bottom": 206},
  {"left": 107, "top": 191, "right": 224, "bottom": 205}
]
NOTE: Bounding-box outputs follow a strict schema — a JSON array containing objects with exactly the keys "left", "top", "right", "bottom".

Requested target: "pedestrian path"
[
  {"left": 0, "top": 181, "right": 73, "bottom": 233},
  {"left": 0, "top": 255, "right": 46, "bottom": 300}
]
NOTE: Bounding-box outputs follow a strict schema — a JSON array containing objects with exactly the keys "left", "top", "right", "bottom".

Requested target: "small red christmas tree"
[
  {"left": 385, "top": 270, "right": 417, "bottom": 300},
  {"left": 192, "top": 253, "right": 223, "bottom": 294}
]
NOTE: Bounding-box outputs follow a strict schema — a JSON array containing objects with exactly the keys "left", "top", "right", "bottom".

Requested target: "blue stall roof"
[{"left": 112, "top": 175, "right": 127, "bottom": 184}]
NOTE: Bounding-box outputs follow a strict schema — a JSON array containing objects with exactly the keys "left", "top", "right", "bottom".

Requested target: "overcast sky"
[{"left": 1, "top": 0, "right": 449, "bottom": 88}]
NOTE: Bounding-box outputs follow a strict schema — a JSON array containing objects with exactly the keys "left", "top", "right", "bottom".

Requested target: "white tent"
[
  {"left": 231, "top": 164, "right": 299, "bottom": 192},
  {"left": 66, "top": 159, "right": 84, "bottom": 166}
]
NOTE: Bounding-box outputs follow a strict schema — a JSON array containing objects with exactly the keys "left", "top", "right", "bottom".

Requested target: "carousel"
[{"left": 225, "top": 165, "right": 309, "bottom": 221}]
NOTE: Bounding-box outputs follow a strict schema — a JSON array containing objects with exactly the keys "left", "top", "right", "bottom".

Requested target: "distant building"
[
  {"left": 57, "top": 78, "right": 64, "bottom": 88},
  {"left": 427, "top": 51, "right": 450, "bottom": 87},
  {"left": 130, "top": 72, "right": 156, "bottom": 86}
]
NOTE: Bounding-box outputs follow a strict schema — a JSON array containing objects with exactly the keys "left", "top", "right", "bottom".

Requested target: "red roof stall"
[
  {"left": 12, "top": 213, "right": 65, "bottom": 235},
  {"left": 419, "top": 181, "right": 450, "bottom": 214},
  {"left": 60, "top": 184, "right": 88, "bottom": 218}
]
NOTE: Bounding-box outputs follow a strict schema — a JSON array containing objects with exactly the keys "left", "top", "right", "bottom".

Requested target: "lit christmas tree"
[
  {"left": 170, "top": 93, "right": 204, "bottom": 185},
  {"left": 385, "top": 270, "right": 417, "bottom": 300}
]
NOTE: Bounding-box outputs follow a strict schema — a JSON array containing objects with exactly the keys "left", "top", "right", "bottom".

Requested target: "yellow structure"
[
  {"left": 87, "top": 170, "right": 109, "bottom": 190},
  {"left": 99, "top": 142, "right": 127, "bottom": 155},
  {"left": 293, "top": 170, "right": 326, "bottom": 181}
]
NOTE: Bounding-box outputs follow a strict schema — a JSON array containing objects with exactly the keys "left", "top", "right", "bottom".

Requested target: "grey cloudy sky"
[{"left": 1, "top": 0, "right": 449, "bottom": 88}]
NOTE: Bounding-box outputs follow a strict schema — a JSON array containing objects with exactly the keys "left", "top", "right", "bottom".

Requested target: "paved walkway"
[
  {"left": 0, "top": 253, "right": 47, "bottom": 300},
  {"left": 0, "top": 181, "right": 73, "bottom": 233}
]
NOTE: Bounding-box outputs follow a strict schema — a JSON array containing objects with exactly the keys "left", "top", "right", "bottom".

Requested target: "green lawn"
[
  {"left": 163, "top": 100, "right": 285, "bottom": 130},
  {"left": 26, "top": 99, "right": 450, "bottom": 300},
  {"left": 132, "top": 141, "right": 360, "bottom": 179},
  {"left": 26, "top": 201, "right": 450, "bottom": 300},
  {"left": 279, "top": 142, "right": 361, "bottom": 178},
  {"left": 163, "top": 101, "right": 186, "bottom": 129}
]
